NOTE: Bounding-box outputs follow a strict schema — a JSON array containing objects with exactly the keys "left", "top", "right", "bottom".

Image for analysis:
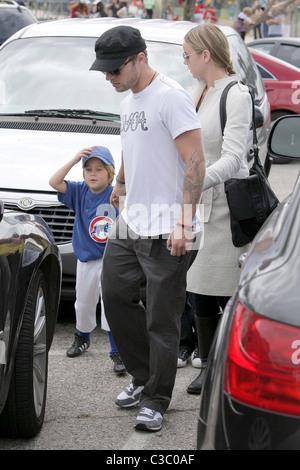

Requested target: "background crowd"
[
  {"left": 69, "top": 0, "right": 155, "bottom": 19},
  {"left": 67, "top": 0, "right": 297, "bottom": 39}
]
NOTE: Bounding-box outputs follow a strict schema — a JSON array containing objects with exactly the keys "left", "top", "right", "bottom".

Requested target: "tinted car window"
[
  {"left": 256, "top": 63, "right": 275, "bottom": 80},
  {"left": 277, "top": 44, "right": 300, "bottom": 68},
  {"left": 0, "top": 7, "right": 36, "bottom": 45},
  {"left": 250, "top": 42, "right": 274, "bottom": 55}
]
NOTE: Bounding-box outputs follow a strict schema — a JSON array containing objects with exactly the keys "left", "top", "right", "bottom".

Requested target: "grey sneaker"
[
  {"left": 115, "top": 382, "right": 144, "bottom": 408},
  {"left": 111, "top": 352, "right": 126, "bottom": 375},
  {"left": 135, "top": 407, "right": 163, "bottom": 432},
  {"left": 66, "top": 334, "right": 90, "bottom": 358}
]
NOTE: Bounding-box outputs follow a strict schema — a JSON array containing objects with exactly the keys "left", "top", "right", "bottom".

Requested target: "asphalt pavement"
[{"left": 0, "top": 305, "right": 202, "bottom": 452}]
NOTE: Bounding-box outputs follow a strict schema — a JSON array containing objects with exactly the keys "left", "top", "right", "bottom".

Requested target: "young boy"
[{"left": 49, "top": 145, "right": 125, "bottom": 375}]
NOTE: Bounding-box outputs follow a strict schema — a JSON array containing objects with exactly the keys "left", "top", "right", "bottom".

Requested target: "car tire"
[
  {"left": 0, "top": 270, "right": 49, "bottom": 437},
  {"left": 271, "top": 111, "right": 294, "bottom": 164}
]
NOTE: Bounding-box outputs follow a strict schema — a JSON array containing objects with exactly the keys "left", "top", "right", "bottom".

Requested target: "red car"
[{"left": 249, "top": 47, "right": 300, "bottom": 123}]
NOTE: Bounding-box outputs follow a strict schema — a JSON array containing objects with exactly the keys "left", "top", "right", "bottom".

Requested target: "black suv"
[{"left": 0, "top": 0, "right": 37, "bottom": 46}]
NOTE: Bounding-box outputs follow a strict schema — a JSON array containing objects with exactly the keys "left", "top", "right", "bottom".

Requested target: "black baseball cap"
[{"left": 90, "top": 25, "right": 146, "bottom": 72}]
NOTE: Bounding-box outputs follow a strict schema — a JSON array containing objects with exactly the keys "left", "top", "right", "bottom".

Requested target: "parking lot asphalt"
[{"left": 0, "top": 306, "right": 201, "bottom": 451}]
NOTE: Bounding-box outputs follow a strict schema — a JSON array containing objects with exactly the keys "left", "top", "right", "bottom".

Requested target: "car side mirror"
[
  {"left": 264, "top": 115, "right": 300, "bottom": 176},
  {"left": 268, "top": 115, "right": 300, "bottom": 160}
]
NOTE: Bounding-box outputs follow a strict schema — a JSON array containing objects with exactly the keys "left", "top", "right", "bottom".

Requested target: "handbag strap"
[
  {"left": 219, "top": 80, "right": 238, "bottom": 136},
  {"left": 248, "top": 86, "right": 260, "bottom": 164},
  {"left": 220, "top": 81, "right": 260, "bottom": 165}
]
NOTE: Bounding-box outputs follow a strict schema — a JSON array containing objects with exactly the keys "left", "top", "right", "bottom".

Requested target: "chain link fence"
[{"left": 27, "top": 0, "right": 73, "bottom": 20}]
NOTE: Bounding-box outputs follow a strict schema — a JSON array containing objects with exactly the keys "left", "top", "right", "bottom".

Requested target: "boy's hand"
[
  {"left": 49, "top": 147, "right": 93, "bottom": 194},
  {"left": 75, "top": 148, "right": 92, "bottom": 164}
]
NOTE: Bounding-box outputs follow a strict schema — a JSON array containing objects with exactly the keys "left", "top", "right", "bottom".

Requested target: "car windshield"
[{"left": 0, "top": 36, "right": 196, "bottom": 116}]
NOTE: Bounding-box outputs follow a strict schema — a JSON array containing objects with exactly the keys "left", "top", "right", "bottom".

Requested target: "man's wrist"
[
  {"left": 176, "top": 222, "right": 194, "bottom": 232},
  {"left": 116, "top": 177, "right": 125, "bottom": 185}
]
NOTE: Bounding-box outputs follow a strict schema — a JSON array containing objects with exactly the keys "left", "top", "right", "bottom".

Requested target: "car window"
[
  {"left": 276, "top": 44, "right": 300, "bottom": 68},
  {"left": 0, "top": 37, "right": 195, "bottom": 116},
  {"left": 255, "top": 63, "right": 275, "bottom": 80},
  {"left": 228, "top": 35, "right": 266, "bottom": 105},
  {"left": 0, "top": 8, "right": 36, "bottom": 44},
  {"left": 249, "top": 43, "right": 274, "bottom": 55}
]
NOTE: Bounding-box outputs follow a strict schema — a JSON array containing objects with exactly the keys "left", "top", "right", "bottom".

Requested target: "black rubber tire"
[{"left": 0, "top": 270, "right": 49, "bottom": 437}]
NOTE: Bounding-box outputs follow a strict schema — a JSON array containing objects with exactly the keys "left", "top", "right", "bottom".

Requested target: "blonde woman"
[{"left": 182, "top": 24, "right": 252, "bottom": 394}]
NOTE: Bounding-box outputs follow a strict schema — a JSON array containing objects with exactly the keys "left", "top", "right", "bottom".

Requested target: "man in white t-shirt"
[{"left": 90, "top": 25, "right": 206, "bottom": 432}]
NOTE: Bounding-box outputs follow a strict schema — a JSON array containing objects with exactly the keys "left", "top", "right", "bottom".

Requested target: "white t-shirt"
[
  {"left": 268, "top": 14, "right": 284, "bottom": 36},
  {"left": 120, "top": 74, "right": 201, "bottom": 237}
]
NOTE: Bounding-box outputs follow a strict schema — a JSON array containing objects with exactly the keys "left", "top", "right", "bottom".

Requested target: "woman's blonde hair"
[{"left": 184, "top": 23, "right": 235, "bottom": 75}]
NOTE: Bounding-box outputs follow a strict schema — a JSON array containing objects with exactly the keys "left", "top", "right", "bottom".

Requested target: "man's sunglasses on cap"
[{"left": 102, "top": 57, "right": 135, "bottom": 77}]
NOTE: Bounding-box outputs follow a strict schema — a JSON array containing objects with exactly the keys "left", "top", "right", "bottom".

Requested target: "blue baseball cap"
[{"left": 82, "top": 146, "right": 115, "bottom": 168}]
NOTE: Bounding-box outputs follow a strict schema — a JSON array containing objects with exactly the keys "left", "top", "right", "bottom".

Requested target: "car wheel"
[
  {"left": 0, "top": 270, "right": 49, "bottom": 437},
  {"left": 271, "top": 111, "right": 294, "bottom": 164}
]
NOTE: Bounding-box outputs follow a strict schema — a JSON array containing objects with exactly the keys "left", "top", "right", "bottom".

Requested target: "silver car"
[
  {"left": 0, "top": 18, "right": 270, "bottom": 298},
  {"left": 0, "top": 0, "right": 37, "bottom": 46},
  {"left": 247, "top": 37, "right": 300, "bottom": 69}
]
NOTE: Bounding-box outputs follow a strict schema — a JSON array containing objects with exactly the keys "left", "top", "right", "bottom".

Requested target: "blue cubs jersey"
[{"left": 58, "top": 181, "right": 118, "bottom": 262}]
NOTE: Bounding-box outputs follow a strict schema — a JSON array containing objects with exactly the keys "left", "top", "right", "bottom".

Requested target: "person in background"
[
  {"left": 194, "top": 2, "right": 204, "bottom": 23},
  {"left": 69, "top": 0, "right": 90, "bottom": 17},
  {"left": 228, "top": 1, "right": 236, "bottom": 22},
  {"left": 235, "top": 7, "right": 253, "bottom": 40},
  {"left": 107, "top": 0, "right": 127, "bottom": 17},
  {"left": 258, "top": 0, "right": 269, "bottom": 37},
  {"left": 49, "top": 146, "right": 126, "bottom": 375},
  {"left": 143, "top": 0, "right": 155, "bottom": 18},
  {"left": 90, "top": 25, "right": 205, "bottom": 432},
  {"left": 253, "top": 2, "right": 263, "bottom": 39},
  {"left": 203, "top": 6, "right": 218, "bottom": 23},
  {"left": 182, "top": 23, "right": 252, "bottom": 395},
  {"left": 267, "top": 1, "right": 284, "bottom": 37},
  {"left": 92, "top": 0, "right": 108, "bottom": 17}
]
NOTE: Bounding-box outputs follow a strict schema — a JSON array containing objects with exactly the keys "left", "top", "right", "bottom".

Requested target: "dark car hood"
[{"left": 238, "top": 174, "right": 300, "bottom": 326}]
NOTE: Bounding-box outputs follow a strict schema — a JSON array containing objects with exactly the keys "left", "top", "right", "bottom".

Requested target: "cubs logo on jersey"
[{"left": 89, "top": 216, "right": 113, "bottom": 243}]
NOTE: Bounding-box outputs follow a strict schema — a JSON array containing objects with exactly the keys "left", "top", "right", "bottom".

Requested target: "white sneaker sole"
[{"left": 135, "top": 422, "right": 162, "bottom": 432}]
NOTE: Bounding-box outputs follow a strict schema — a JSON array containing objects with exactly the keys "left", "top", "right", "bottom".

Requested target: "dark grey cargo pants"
[{"left": 101, "top": 217, "right": 199, "bottom": 415}]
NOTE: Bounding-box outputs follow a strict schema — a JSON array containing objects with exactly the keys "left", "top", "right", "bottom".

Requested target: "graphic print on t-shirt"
[
  {"left": 121, "top": 111, "right": 148, "bottom": 132},
  {"left": 89, "top": 215, "right": 113, "bottom": 243}
]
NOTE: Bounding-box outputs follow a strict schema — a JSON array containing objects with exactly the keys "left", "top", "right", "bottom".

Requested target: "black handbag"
[{"left": 221, "top": 82, "right": 279, "bottom": 247}]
